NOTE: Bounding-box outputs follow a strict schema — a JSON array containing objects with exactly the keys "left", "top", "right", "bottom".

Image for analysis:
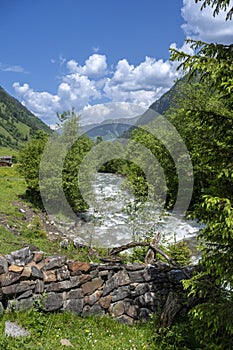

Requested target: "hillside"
[
  {"left": 136, "top": 78, "right": 186, "bottom": 126},
  {"left": 0, "top": 86, "right": 52, "bottom": 149}
]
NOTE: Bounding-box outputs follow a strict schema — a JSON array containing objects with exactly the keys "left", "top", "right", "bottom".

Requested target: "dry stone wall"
[{"left": 0, "top": 247, "right": 194, "bottom": 325}]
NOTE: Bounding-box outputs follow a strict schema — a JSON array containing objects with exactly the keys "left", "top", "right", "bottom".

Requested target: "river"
[{"left": 75, "top": 173, "right": 202, "bottom": 260}]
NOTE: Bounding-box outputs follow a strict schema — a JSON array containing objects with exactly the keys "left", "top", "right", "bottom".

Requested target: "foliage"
[
  {"left": 19, "top": 111, "right": 93, "bottom": 213},
  {"left": 18, "top": 130, "right": 48, "bottom": 205},
  {"left": 195, "top": 0, "right": 233, "bottom": 20},
  {"left": 0, "top": 308, "right": 158, "bottom": 350},
  {"left": 168, "top": 1, "right": 233, "bottom": 348},
  {"left": 170, "top": 39, "right": 233, "bottom": 101},
  {"left": 0, "top": 86, "right": 51, "bottom": 149},
  {"left": 166, "top": 241, "right": 192, "bottom": 267},
  {"left": 153, "top": 315, "right": 200, "bottom": 350}
]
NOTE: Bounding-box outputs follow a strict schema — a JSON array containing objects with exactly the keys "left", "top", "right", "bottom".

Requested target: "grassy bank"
[
  {"left": 0, "top": 308, "right": 158, "bottom": 350},
  {"left": 0, "top": 164, "right": 198, "bottom": 350}
]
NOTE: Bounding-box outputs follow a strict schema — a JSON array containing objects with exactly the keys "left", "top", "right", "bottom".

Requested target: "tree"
[
  {"left": 169, "top": 1, "right": 233, "bottom": 348},
  {"left": 195, "top": 0, "right": 233, "bottom": 20},
  {"left": 18, "top": 130, "right": 48, "bottom": 200},
  {"left": 20, "top": 110, "right": 93, "bottom": 214}
]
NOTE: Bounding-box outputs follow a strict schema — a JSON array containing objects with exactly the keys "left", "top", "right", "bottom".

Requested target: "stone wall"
[{"left": 0, "top": 247, "right": 194, "bottom": 325}]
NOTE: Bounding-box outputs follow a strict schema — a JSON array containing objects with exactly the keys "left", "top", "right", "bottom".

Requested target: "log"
[
  {"left": 159, "top": 291, "right": 181, "bottom": 328},
  {"left": 109, "top": 238, "right": 191, "bottom": 278},
  {"left": 109, "top": 240, "right": 178, "bottom": 267}
]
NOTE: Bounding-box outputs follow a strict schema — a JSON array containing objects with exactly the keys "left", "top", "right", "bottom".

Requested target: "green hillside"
[{"left": 0, "top": 86, "right": 52, "bottom": 149}]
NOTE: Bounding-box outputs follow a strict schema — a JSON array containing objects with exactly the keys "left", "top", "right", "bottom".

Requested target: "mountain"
[
  {"left": 135, "top": 78, "right": 185, "bottom": 126},
  {"left": 81, "top": 78, "right": 186, "bottom": 141},
  {"left": 0, "top": 86, "right": 52, "bottom": 149},
  {"left": 80, "top": 115, "right": 139, "bottom": 140}
]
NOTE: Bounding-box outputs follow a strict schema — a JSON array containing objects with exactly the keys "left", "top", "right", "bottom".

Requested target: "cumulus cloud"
[
  {"left": 79, "top": 102, "right": 146, "bottom": 125},
  {"left": 13, "top": 52, "right": 183, "bottom": 125},
  {"left": 67, "top": 54, "right": 107, "bottom": 77},
  {"left": 181, "top": 0, "right": 233, "bottom": 44},
  {"left": 103, "top": 56, "right": 181, "bottom": 106}
]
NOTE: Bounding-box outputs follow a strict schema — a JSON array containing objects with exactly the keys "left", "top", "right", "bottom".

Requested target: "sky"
[{"left": 0, "top": 0, "right": 232, "bottom": 126}]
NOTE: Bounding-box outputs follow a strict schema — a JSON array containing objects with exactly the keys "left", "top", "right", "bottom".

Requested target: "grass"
[
  {"left": 0, "top": 166, "right": 25, "bottom": 216},
  {"left": 0, "top": 159, "right": 199, "bottom": 350},
  {"left": 0, "top": 308, "right": 158, "bottom": 350}
]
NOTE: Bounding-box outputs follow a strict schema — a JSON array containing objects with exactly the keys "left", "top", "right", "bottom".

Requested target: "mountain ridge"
[{"left": 0, "top": 86, "right": 52, "bottom": 149}]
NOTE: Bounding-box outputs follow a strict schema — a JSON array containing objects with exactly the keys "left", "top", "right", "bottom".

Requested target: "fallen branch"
[
  {"left": 109, "top": 241, "right": 150, "bottom": 256},
  {"left": 109, "top": 238, "right": 191, "bottom": 278},
  {"left": 110, "top": 240, "right": 177, "bottom": 267}
]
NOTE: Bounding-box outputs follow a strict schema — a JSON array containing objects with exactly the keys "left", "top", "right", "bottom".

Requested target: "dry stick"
[
  {"left": 144, "top": 232, "right": 161, "bottom": 265},
  {"left": 109, "top": 241, "right": 150, "bottom": 256},
  {"left": 109, "top": 240, "right": 191, "bottom": 278}
]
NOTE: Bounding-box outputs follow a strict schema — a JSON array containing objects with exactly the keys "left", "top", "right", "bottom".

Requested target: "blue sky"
[{"left": 0, "top": 0, "right": 232, "bottom": 125}]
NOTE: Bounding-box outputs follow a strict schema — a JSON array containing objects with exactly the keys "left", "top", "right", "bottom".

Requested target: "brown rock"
[
  {"left": 68, "top": 261, "right": 90, "bottom": 273},
  {"left": 0, "top": 271, "right": 21, "bottom": 287},
  {"left": 82, "top": 278, "right": 103, "bottom": 295},
  {"left": 33, "top": 251, "right": 44, "bottom": 263},
  {"left": 36, "top": 261, "right": 45, "bottom": 270},
  {"left": 99, "top": 295, "right": 112, "bottom": 309},
  {"left": 2, "top": 280, "right": 35, "bottom": 296},
  {"left": 43, "top": 270, "right": 57, "bottom": 283},
  {"left": 8, "top": 265, "right": 24, "bottom": 273},
  {"left": 21, "top": 266, "right": 32, "bottom": 278}
]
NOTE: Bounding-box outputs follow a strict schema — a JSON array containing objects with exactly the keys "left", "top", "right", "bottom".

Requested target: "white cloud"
[
  {"left": 79, "top": 102, "right": 146, "bottom": 126},
  {"left": 13, "top": 52, "right": 183, "bottom": 125},
  {"left": 181, "top": 0, "right": 233, "bottom": 44},
  {"left": 67, "top": 54, "right": 107, "bottom": 78},
  {"left": 13, "top": 82, "right": 60, "bottom": 120},
  {"left": 92, "top": 46, "right": 100, "bottom": 53},
  {"left": 0, "top": 63, "right": 27, "bottom": 73}
]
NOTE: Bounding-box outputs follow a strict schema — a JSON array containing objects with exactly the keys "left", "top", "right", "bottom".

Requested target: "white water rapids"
[{"left": 76, "top": 173, "right": 202, "bottom": 260}]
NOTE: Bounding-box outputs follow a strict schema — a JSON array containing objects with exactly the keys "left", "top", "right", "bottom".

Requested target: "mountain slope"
[
  {"left": 136, "top": 78, "right": 186, "bottom": 126},
  {"left": 0, "top": 86, "right": 52, "bottom": 149}
]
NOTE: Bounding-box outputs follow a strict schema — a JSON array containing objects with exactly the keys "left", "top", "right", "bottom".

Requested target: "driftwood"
[
  {"left": 144, "top": 232, "right": 161, "bottom": 264},
  {"left": 109, "top": 236, "right": 191, "bottom": 278},
  {"left": 109, "top": 240, "right": 179, "bottom": 268},
  {"left": 159, "top": 291, "right": 181, "bottom": 328}
]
